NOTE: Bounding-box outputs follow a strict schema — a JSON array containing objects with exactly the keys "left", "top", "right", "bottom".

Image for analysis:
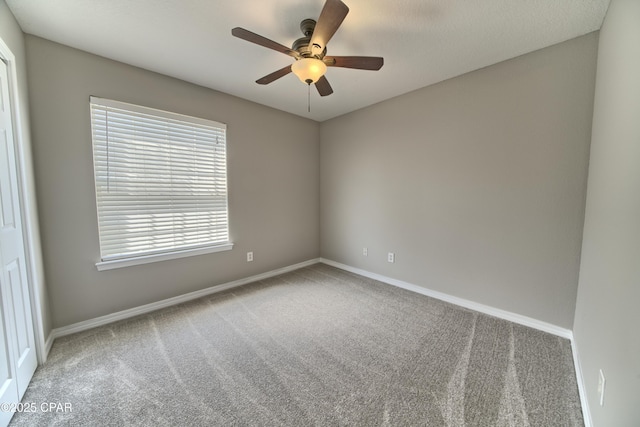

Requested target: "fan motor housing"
[{"left": 292, "top": 19, "right": 326, "bottom": 58}]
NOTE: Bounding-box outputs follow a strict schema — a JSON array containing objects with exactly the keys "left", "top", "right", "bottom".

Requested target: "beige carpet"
[{"left": 10, "top": 264, "right": 583, "bottom": 426}]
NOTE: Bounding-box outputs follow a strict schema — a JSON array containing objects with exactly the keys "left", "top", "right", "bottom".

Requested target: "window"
[{"left": 90, "top": 97, "right": 231, "bottom": 270}]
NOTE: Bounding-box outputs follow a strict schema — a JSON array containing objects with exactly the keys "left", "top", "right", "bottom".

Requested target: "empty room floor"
[{"left": 10, "top": 264, "right": 583, "bottom": 426}]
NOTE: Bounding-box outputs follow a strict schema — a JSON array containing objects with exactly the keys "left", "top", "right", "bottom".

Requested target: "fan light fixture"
[{"left": 291, "top": 58, "right": 327, "bottom": 84}]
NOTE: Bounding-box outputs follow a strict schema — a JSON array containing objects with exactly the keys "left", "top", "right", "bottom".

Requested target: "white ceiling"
[{"left": 7, "top": 0, "right": 609, "bottom": 122}]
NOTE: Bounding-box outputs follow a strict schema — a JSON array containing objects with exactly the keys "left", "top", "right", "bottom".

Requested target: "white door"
[{"left": 0, "top": 58, "right": 37, "bottom": 427}]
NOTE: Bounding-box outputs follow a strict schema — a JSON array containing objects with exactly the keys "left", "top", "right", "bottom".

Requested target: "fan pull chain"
[{"left": 307, "top": 83, "right": 311, "bottom": 113}]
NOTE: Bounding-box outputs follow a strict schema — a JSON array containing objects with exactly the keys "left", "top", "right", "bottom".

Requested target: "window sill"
[{"left": 95, "top": 243, "right": 234, "bottom": 271}]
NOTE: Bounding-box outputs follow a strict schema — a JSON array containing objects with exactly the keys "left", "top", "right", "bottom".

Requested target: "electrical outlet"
[
  {"left": 598, "top": 369, "right": 606, "bottom": 406},
  {"left": 363, "top": 247, "right": 368, "bottom": 256},
  {"left": 247, "top": 251, "right": 253, "bottom": 262},
  {"left": 387, "top": 252, "right": 395, "bottom": 263}
]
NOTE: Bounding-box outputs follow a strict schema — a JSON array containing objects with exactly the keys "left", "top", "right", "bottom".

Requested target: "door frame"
[{"left": 0, "top": 36, "right": 48, "bottom": 364}]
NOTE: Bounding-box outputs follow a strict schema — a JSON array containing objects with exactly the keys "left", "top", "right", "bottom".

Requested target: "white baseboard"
[
  {"left": 571, "top": 338, "right": 593, "bottom": 427},
  {"left": 51, "top": 258, "right": 321, "bottom": 340},
  {"left": 319, "top": 258, "right": 573, "bottom": 339},
  {"left": 43, "top": 332, "right": 55, "bottom": 360}
]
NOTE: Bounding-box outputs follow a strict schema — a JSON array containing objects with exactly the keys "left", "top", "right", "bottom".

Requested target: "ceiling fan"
[{"left": 231, "top": 0, "right": 383, "bottom": 97}]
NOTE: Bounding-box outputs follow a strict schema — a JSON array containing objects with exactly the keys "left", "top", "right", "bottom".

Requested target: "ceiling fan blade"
[
  {"left": 232, "top": 27, "right": 299, "bottom": 58},
  {"left": 256, "top": 65, "right": 293, "bottom": 85},
  {"left": 310, "top": 0, "right": 349, "bottom": 56},
  {"left": 315, "top": 75, "right": 334, "bottom": 97},
  {"left": 324, "top": 56, "right": 384, "bottom": 70}
]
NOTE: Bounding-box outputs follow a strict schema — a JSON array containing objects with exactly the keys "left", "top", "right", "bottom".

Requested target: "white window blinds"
[{"left": 90, "top": 97, "right": 229, "bottom": 262}]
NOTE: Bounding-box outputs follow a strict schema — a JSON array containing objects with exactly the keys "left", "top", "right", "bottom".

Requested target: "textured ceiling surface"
[{"left": 7, "top": 0, "right": 609, "bottom": 122}]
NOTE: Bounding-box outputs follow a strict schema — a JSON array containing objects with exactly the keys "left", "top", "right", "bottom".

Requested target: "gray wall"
[
  {"left": 320, "top": 34, "right": 598, "bottom": 329},
  {"left": 573, "top": 0, "right": 640, "bottom": 425},
  {"left": 25, "top": 36, "right": 320, "bottom": 328},
  {"left": 0, "top": 1, "right": 51, "bottom": 345}
]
